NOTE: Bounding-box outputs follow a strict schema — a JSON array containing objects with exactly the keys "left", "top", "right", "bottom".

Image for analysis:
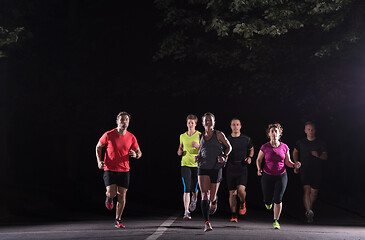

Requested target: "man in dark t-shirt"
[
  {"left": 226, "top": 118, "right": 254, "bottom": 222},
  {"left": 293, "top": 121, "right": 327, "bottom": 223}
]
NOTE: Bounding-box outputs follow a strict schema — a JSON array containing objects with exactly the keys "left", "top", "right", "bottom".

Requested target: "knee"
[
  {"left": 106, "top": 189, "right": 117, "bottom": 198},
  {"left": 117, "top": 189, "right": 127, "bottom": 199},
  {"left": 229, "top": 190, "right": 237, "bottom": 197},
  {"left": 201, "top": 191, "right": 209, "bottom": 200}
]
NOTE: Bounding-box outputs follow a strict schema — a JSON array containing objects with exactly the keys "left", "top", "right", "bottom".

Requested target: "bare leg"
[
  {"left": 229, "top": 190, "right": 237, "bottom": 213},
  {"left": 273, "top": 203, "right": 282, "bottom": 220},
  {"left": 106, "top": 184, "right": 117, "bottom": 199},
  {"left": 303, "top": 185, "right": 311, "bottom": 211},
  {"left": 192, "top": 190, "right": 198, "bottom": 201},
  {"left": 309, "top": 188, "right": 319, "bottom": 209},
  {"left": 183, "top": 192, "right": 190, "bottom": 211},
  {"left": 116, "top": 187, "right": 128, "bottom": 219},
  {"left": 209, "top": 182, "right": 220, "bottom": 202},
  {"left": 237, "top": 185, "right": 246, "bottom": 203}
]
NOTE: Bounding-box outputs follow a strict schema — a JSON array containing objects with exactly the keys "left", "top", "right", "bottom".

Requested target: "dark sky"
[{"left": 1, "top": 0, "right": 365, "bottom": 220}]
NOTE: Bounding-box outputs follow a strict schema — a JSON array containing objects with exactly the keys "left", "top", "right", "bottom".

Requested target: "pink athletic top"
[{"left": 260, "top": 142, "right": 289, "bottom": 176}]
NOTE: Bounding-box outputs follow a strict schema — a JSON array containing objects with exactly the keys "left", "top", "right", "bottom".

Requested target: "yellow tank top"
[{"left": 179, "top": 131, "right": 201, "bottom": 167}]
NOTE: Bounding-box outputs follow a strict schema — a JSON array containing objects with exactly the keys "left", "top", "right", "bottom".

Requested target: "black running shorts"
[
  {"left": 198, "top": 168, "right": 223, "bottom": 183},
  {"left": 226, "top": 167, "right": 248, "bottom": 190},
  {"left": 300, "top": 168, "right": 321, "bottom": 190},
  {"left": 103, "top": 170, "right": 130, "bottom": 189}
]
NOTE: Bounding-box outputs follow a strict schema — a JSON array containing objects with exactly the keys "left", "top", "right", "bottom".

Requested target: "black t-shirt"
[
  {"left": 227, "top": 134, "right": 253, "bottom": 172},
  {"left": 295, "top": 138, "right": 327, "bottom": 171}
]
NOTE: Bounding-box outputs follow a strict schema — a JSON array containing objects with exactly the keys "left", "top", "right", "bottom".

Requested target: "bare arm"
[
  {"left": 177, "top": 144, "right": 183, "bottom": 156},
  {"left": 256, "top": 150, "right": 264, "bottom": 176},
  {"left": 245, "top": 147, "right": 255, "bottom": 164},
  {"left": 319, "top": 152, "right": 328, "bottom": 160},
  {"left": 284, "top": 151, "right": 295, "bottom": 168},
  {"left": 96, "top": 141, "right": 105, "bottom": 169},
  {"left": 311, "top": 151, "right": 328, "bottom": 160},
  {"left": 292, "top": 148, "right": 301, "bottom": 173},
  {"left": 194, "top": 134, "right": 202, "bottom": 162},
  {"left": 129, "top": 147, "right": 142, "bottom": 159},
  {"left": 216, "top": 131, "right": 232, "bottom": 156},
  {"left": 293, "top": 148, "right": 299, "bottom": 163}
]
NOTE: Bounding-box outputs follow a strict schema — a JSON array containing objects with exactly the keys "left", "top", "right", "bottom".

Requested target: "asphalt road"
[{"left": 1, "top": 202, "right": 364, "bottom": 240}]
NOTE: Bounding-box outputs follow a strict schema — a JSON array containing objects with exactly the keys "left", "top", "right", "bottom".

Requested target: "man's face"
[
  {"left": 117, "top": 115, "right": 130, "bottom": 130},
  {"left": 304, "top": 124, "right": 316, "bottom": 138},
  {"left": 230, "top": 120, "right": 241, "bottom": 134},
  {"left": 187, "top": 119, "right": 197, "bottom": 130}
]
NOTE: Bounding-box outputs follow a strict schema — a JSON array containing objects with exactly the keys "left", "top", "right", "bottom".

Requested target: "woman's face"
[
  {"left": 187, "top": 119, "right": 197, "bottom": 130},
  {"left": 268, "top": 127, "right": 281, "bottom": 141},
  {"left": 202, "top": 115, "right": 215, "bottom": 129}
]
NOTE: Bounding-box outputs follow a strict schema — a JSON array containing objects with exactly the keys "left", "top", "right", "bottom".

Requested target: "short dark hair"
[
  {"left": 231, "top": 118, "right": 241, "bottom": 124},
  {"left": 304, "top": 121, "right": 316, "bottom": 128},
  {"left": 116, "top": 111, "right": 131, "bottom": 120}
]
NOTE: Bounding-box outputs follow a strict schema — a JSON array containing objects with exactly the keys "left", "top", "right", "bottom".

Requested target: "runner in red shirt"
[{"left": 96, "top": 112, "right": 142, "bottom": 228}]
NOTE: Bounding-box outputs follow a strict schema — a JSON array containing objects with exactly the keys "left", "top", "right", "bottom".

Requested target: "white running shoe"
[
  {"left": 183, "top": 211, "right": 191, "bottom": 220},
  {"left": 189, "top": 196, "right": 197, "bottom": 212}
]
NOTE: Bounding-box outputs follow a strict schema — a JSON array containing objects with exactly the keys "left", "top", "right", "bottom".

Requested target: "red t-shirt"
[{"left": 99, "top": 129, "right": 139, "bottom": 172}]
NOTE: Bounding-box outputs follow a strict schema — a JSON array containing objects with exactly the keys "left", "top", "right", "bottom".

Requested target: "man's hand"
[
  {"left": 311, "top": 151, "right": 320, "bottom": 158},
  {"left": 129, "top": 149, "right": 137, "bottom": 158},
  {"left": 98, "top": 161, "right": 104, "bottom": 169},
  {"left": 244, "top": 157, "right": 252, "bottom": 164}
]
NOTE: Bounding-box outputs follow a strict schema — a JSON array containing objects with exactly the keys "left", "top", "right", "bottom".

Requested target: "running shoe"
[
  {"left": 273, "top": 220, "right": 280, "bottom": 229},
  {"left": 239, "top": 201, "right": 247, "bottom": 215},
  {"left": 305, "top": 210, "right": 314, "bottom": 223},
  {"left": 105, "top": 197, "right": 114, "bottom": 210},
  {"left": 189, "top": 196, "right": 197, "bottom": 212},
  {"left": 265, "top": 204, "right": 272, "bottom": 210},
  {"left": 209, "top": 196, "right": 218, "bottom": 215},
  {"left": 183, "top": 211, "right": 191, "bottom": 220},
  {"left": 204, "top": 221, "right": 213, "bottom": 232},
  {"left": 115, "top": 219, "right": 125, "bottom": 228},
  {"left": 230, "top": 214, "right": 238, "bottom": 222}
]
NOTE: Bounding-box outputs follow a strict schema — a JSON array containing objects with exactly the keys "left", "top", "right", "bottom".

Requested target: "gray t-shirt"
[{"left": 198, "top": 131, "right": 225, "bottom": 170}]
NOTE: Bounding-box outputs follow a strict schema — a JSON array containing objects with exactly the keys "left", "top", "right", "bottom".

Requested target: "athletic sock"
[
  {"left": 185, "top": 210, "right": 190, "bottom": 215},
  {"left": 201, "top": 200, "right": 210, "bottom": 222},
  {"left": 211, "top": 199, "right": 217, "bottom": 205}
]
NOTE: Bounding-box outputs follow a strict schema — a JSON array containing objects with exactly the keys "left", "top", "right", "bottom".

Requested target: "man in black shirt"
[
  {"left": 226, "top": 118, "right": 254, "bottom": 222},
  {"left": 293, "top": 121, "right": 327, "bottom": 223}
]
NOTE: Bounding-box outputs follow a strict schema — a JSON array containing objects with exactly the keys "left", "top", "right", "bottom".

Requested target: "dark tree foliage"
[{"left": 154, "top": 0, "right": 364, "bottom": 101}]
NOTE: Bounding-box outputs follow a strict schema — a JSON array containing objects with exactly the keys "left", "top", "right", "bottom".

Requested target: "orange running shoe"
[
  {"left": 239, "top": 201, "right": 246, "bottom": 215},
  {"left": 204, "top": 221, "right": 213, "bottom": 232},
  {"left": 230, "top": 214, "right": 238, "bottom": 222}
]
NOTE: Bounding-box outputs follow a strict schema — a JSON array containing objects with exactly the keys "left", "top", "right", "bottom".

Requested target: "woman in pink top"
[{"left": 256, "top": 123, "right": 301, "bottom": 229}]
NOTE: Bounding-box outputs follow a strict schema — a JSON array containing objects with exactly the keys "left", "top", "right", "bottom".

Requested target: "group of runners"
[{"left": 95, "top": 111, "right": 327, "bottom": 231}]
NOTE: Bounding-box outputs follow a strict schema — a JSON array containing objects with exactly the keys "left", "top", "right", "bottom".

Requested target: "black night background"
[{"left": 1, "top": 0, "right": 365, "bottom": 226}]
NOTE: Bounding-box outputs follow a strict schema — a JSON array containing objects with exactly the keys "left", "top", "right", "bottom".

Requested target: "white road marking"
[{"left": 146, "top": 215, "right": 177, "bottom": 240}]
